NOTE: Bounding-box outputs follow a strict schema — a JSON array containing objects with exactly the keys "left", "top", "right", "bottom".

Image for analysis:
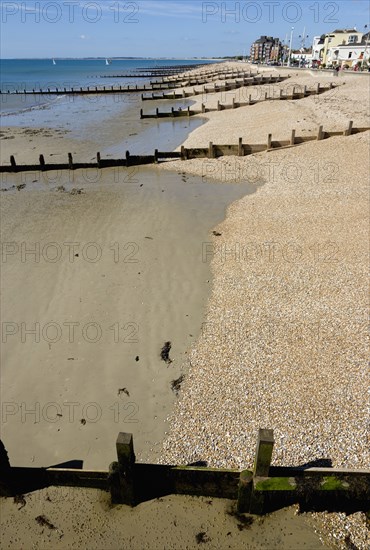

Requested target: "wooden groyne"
[
  {"left": 149, "top": 70, "right": 257, "bottom": 85},
  {"left": 0, "top": 80, "right": 245, "bottom": 96},
  {"left": 1, "top": 430, "right": 368, "bottom": 515},
  {"left": 1, "top": 72, "right": 260, "bottom": 96},
  {"left": 2, "top": 123, "right": 366, "bottom": 175},
  {"left": 100, "top": 73, "right": 196, "bottom": 79},
  {"left": 147, "top": 73, "right": 260, "bottom": 90},
  {"left": 140, "top": 83, "right": 336, "bottom": 119},
  {"left": 1, "top": 84, "right": 179, "bottom": 96},
  {"left": 98, "top": 64, "right": 212, "bottom": 78},
  {"left": 155, "top": 69, "right": 260, "bottom": 82},
  {"left": 141, "top": 74, "right": 289, "bottom": 101}
]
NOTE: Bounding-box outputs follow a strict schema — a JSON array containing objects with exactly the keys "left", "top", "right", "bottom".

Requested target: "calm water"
[
  {"left": 0, "top": 58, "right": 214, "bottom": 114},
  {"left": 0, "top": 58, "right": 214, "bottom": 154}
]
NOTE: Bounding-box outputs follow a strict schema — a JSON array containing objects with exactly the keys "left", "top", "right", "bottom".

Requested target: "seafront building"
[
  {"left": 290, "top": 48, "right": 313, "bottom": 67},
  {"left": 249, "top": 28, "right": 369, "bottom": 69},
  {"left": 312, "top": 35, "right": 325, "bottom": 65},
  {"left": 321, "top": 28, "right": 364, "bottom": 65},
  {"left": 250, "top": 36, "right": 282, "bottom": 63},
  {"left": 325, "top": 31, "right": 370, "bottom": 68}
]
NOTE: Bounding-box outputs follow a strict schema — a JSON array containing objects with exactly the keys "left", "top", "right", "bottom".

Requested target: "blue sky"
[{"left": 1, "top": 0, "right": 369, "bottom": 58}]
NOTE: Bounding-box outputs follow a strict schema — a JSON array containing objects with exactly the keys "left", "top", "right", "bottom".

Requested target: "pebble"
[{"left": 157, "top": 62, "right": 370, "bottom": 548}]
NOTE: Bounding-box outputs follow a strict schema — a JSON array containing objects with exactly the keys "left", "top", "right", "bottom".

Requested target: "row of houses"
[
  {"left": 250, "top": 29, "right": 370, "bottom": 69},
  {"left": 312, "top": 29, "right": 370, "bottom": 68}
]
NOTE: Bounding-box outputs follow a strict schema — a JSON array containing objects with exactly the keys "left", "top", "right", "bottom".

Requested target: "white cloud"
[{"left": 120, "top": 1, "right": 203, "bottom": 20}]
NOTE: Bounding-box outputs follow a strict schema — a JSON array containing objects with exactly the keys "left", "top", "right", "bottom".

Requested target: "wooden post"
[
  {"left": 316, "top": 82, "right": 320, "bottom": 94},
  {"left": 39, "top": 154, "right": 45, "bottom": 170},
  {"left": 217, "top": 100, "right": 221, "bottom": 111},
  {"left": 248, "top": 94, "right": 252, "bottom": 104},
  {"left": 171, "top": 107, "right": 174, "bottom": 116},
  {"left": 109, "top": 462, "right": 121, "bottom": 504},
  {"left": 264, "top": 91, "right": 268, "bottom": 100},
  {"left": 317, "top": 125, "right": 323, "bottom": 141},
  {"left": 126, "top": 151, "right": 130, "bottom": 167},
  {"left": 10, "top": 155, "right": 16, "bottom": 170},
  {"left": 344, "top": 120, "right": 353, "bottom": 136},
  {"left": 0, "top": 440, "right": 14, "bottom": 497},
  {"left": 140, "top": 109, "right": 143, "bottom": 119},
  {"left": 253, "top": 428, "right": 274, "bottom": 477},
  {"left": 303, "top": 85, "right": 307, "bottom": 96},
  {"left": 183, "top": 89, "right": 186, "bottom": 98},
  {"left": 180, "top": 146, "right": 186, "bottom": 160},
  {"left": 290, "top": 129, "right": 296, "bottom": 146},
  {"left": 187, "top": 106, "right": 190, "bottom": 116},
  {"left": 280, "top": 89, "right": 283, "bottom": 99},
  {"left": 267, "top": 133, "right": 272, "bottom": 150},
  {"left": 237, "top": 470, "right": 253, "bottom": 513},
  {"left": 208, "top": 142, "right": 215, "bottom": 159},
  {"left": 202, "top": 103, "right": 206, "bottom": 113},
  {"left": 97, "top": 152, "right": 101, "bottom": 168},
  {"left": 154, "top": 149, "right": 159, "bottom": 164},
  {"left": 156, "top": 107, "right": 159, "bottom": 118},
  {"left": 238, "top": 137, "right": 243, "bottom": 157},
  {"left": 68, "top": 153, "right": 73, "bottom": 170},
  {"left": 115, "top": 432, "right": 135, "bottom": 505}
]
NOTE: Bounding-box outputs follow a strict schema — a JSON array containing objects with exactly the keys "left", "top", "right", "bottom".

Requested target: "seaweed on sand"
[
  {"left": 171, "top": 374, "right": 184, "bottom": 395},
  {"left": 160, "top": 341, "right": 172, "bottom": 364}
]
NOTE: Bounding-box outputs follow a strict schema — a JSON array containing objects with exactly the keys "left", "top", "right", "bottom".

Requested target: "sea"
[{"left": 0, "top": 58, "right": 216, "bottom": 154}]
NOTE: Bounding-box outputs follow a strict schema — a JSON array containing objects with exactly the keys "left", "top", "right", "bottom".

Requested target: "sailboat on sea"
[
  {"left": 52, "top": 58, "right": 56, "bottom": 65},
  {"left": 105, "top": 58, "right": 112, "bottom": 65}
]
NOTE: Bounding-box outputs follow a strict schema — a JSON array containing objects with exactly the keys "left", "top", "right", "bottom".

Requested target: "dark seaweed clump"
[
  {"left": 160, "top": 341, "right": 172, "bottom": 364},
  {"left": 196, "top": 532, "right": 210, "bottom": 544},
  {"left": 35, "top": 515, "right": 56, "bottom": 530},
  {"left": 171, "top": 374, "right": 184, "bottom": 395},
  {"left": 226, "top": 507, "right": 254, "bottom": 531}
]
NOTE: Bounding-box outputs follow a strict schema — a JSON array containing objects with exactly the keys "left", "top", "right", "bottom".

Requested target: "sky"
[{"left": 0, "top": 0, "right": 369, "bottom": 58}]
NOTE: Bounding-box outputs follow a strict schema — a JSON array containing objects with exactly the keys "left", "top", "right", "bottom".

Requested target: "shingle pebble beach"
[{"left": 157, "top": 62, "right": 369, "bottom": 548}]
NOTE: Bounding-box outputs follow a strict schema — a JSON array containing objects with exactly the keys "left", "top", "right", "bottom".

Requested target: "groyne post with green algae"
[{"left": 109, "top": 432, "right": 136, "bottom": 505}]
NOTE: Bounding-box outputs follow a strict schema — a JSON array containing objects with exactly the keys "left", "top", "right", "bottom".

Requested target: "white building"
[
  {"left": 291, "top": 50, "right": 313, "bottom": 66},
  {"left": 327, "top": 32, "right": 370, "bottom": 68},
  {"left": 312, "top": 35, "right": 325, "bottom": 63}
]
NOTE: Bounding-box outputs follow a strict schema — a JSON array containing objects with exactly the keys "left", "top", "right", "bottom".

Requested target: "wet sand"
[
  {"left": 1, "top": 62, "right": 363, "bottom": 549},
  {"left": 0, "top": 488, "right": 326, "bottom": 550},
  {"left": 0, "top": 167, "right": 254, "bottom": 469},
  {"left": 1, "top": 93, "right": 204, "bottom": 164}
]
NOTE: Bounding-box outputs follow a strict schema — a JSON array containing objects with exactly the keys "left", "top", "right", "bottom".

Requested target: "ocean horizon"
[{"left": 0, "top": 58, "right": 215, "bottom": 118}]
